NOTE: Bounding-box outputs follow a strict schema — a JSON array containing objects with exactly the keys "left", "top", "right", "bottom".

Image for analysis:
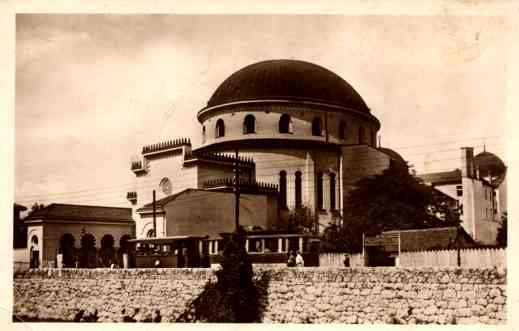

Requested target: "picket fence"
[
  {"left": 319, "top": 253, "right": 364, "bottom": 267},
  {"left": 399, "top": 248, "right": 507, "bottom": 268},
  {"left": 319, "top": 248, "right": 506, "bottom": 268}
]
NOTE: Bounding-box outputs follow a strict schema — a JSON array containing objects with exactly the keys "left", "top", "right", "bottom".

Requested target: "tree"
[
  {"left": 323, "top": 162, "right": 459, "bottom": 253},
  {"left": 496, "top": 212, "right": 507, "bottom": 247},
  {"left": 177, "top": 227, "right": 260, "bottom": 322},
  {"left": 287, "top": 206, "right": 317, "bottom": 234}
]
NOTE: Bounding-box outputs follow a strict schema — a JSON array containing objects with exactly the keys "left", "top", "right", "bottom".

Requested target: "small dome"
[
  {"left": 206, "top": 59, "right": 370, "bottom": 112},
  {"left": 474, "top": 151, "right": 506, "bottom": 180},
  {"left": 379, "top": 147, "right": 406, "bottom": 164}
]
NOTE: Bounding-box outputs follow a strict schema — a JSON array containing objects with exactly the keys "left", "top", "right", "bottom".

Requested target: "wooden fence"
[
  {"left": 319, "top": 248, "right": 506, "bottom": 268},
  {"left": 319, "top": 253, "right": 364, "bottom": 267},
  {"left": 400, "top": 248, "right": 507, "bottom": 268}
]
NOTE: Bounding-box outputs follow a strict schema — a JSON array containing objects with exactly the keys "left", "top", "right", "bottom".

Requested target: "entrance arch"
[
  {"left": 79, "top": 233, "right": 97, "bottom": 268},
  {"left": 59, "top": 233, "right": 76, "bottom": 267},
  {"left": 99, "top": 234, "right": 116, "bottom": 267},
  {"left": 29, "top": 235, "right": 39, "bottom": 268}
]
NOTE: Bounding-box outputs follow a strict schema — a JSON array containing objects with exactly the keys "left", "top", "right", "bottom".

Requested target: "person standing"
[
  {"left": 295, "top": 251, "right": 304, "bottom": 267},
  {"left": 287, "top": 250, "right": 296, "bottom": 267},
  {"left": 343, "top": 254, "right": 350, "bottom": 267}
]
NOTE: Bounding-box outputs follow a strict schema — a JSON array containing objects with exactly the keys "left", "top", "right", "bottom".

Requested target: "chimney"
[{"left": 461, "top": 147, "right": 474, "bottom": 178}]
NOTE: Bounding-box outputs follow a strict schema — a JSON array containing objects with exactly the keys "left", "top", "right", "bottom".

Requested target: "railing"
[
  {"left": 126, "top": 191, "right": 137, "bottom": 202},
  {"left": 130, "top": 161, "right": 143, "bottom": 170},
  {"left": 142, "top": 138, "right": 191, "bottom": 154}
]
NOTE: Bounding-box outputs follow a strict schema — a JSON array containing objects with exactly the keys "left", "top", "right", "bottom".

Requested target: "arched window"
[
  {"left": 329, "top": 173, "right": 336, "bottom": 211},
  {"left": 316, "top": 172, "right": 324, "bottom": 210},
  {"left": 279, "top": 114, "right": 291, "bottom": 133},
  {"left": 147, "top": 229, "right": 155, "bottom": 238},
  {"left": 279, "top": 170, "right": 287, "bottom": 209},
  {"left": 358, "top": 126, "right": 365, "bottom": 144},
  {"left": 295, "top": 171, "right": 302, "bottom": 209},
  {"left": 215, "top": 119, "right": 225, "bottom": 138},
  {"left": 312, "top": 117, "right": 322, "bottom": 136},
  {"left": 243, "top": 114, "right": 256, "bottom": 134},
  {"left": 338, "top": 121, "right": 346, "bottom": 139}
]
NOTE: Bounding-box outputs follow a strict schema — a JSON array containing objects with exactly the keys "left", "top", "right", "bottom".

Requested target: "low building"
[
  {"left": 363, "top": 226, "right": 475, "bottom": 266},
  {"left": 24, "top": 203, "right": 134, "bottom": 268},
  {"left": 136, "top": 187, "right": 279, "bottom": 239}
]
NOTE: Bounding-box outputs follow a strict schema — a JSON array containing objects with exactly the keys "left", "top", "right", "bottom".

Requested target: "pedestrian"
[
  {"left": 343, "top": 254, "right": 350, "bottom": 267},
  {"left": 295, "top": 251, "right": 304, "bottom": 267},
  {"left": 287, "top": 250, "right": 296, "bottom": 267}
]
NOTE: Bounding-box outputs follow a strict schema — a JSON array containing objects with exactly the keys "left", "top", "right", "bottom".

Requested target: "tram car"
[{"left": 128, "top": 231, "right": 320, "bottom": 268}]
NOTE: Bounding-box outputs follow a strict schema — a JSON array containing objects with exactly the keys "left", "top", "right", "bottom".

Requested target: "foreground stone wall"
[
  {"left": 257, "top": 267, "right": 506, "bottom": 324},
  {"left": 14, "top": 269, "right": 214, "bottom": 322},
  {"left": 13, "top": 267, "right": 506, "bottom": 324}
]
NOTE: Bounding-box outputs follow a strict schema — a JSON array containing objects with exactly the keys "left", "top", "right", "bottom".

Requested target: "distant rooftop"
[
  {"left": 25, "top": 203, "right": 133, "bottom": 222},
  {"left": 418, "top": 169, "right": 462, "bottom": 186}
]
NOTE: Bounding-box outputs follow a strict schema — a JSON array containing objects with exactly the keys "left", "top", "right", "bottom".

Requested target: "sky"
[{"left": 14, "top": 14, "right": 511, "bottom": 208}]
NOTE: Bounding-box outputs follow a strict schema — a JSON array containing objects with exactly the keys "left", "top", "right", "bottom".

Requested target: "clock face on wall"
[{"left": 160, "top": 177, "right": 172, "bottom": 195}]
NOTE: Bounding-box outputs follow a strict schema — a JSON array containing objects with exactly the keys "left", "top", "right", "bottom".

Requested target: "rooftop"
[{"left": 25, "top": 203, "right": 133, "bottom": 222}]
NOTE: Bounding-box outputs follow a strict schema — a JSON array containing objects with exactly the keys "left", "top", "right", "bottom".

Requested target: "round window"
[{"left": 160, "top": 177, "right": 172, "bottom": 195}]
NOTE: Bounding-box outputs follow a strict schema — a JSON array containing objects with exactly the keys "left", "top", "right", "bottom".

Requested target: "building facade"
[
  {"left": 24, "top": 204, "right": 134, "bottom": 268},
  {"left": 129, "top": 59, "right": 401, "bottom": 238},
  {"left": 418, "top": 147, "right": 507, "bottom": 244}
]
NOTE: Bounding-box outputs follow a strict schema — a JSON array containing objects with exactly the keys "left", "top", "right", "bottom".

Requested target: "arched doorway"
[
  {"left": 99, "top": 234, "right": 116, "bottom": 267},
  {"left": 59, "top": 233, "right": 76, "bottom": 268},
  {"left": 118, "top": 234, "right": 133, "bottom": 267},
  {"left": 29, "top": 235, "right": 39, "bottom": 268},
  {"left": 79, "top": 233, "right": 97, "bottom": 268}
]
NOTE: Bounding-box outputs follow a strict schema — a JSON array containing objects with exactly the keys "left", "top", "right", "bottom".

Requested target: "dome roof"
[
  {"left": 206, "top": 59, "right": 370, "bottom": 112},
  {"left": 474, "top": 151, "right": 506, "bottom": 179},
  {"left": 379, "top": 147, "right": 406, "bottom": 164}
]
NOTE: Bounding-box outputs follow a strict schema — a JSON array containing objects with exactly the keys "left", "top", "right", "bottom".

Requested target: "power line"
[
  {"left": 14, "top": 139, "right": 505, "bottom": 203},
  {"left": 15, "top": 143, "right": 504, "bottom": 203}
]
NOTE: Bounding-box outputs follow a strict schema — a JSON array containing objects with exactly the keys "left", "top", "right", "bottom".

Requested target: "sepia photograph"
[{"left": 7, "top": 7, "right": 515, "bottom": 325}]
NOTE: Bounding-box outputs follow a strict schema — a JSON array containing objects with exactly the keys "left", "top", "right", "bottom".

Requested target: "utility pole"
[
  {"left": 152, "top": 190, "right": 157, "bottom": 237},
  {"left": 234, "top": 149, "right": 240, "bottom": 232}
]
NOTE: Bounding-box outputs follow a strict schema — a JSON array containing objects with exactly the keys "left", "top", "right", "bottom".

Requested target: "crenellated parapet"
[
  {"left": 203, "top": 177, "right": 278, "bottom": 194},
  {"left": 184, "top": 150, "right": 255, "bottom": 169},
  {"left": 142, "top": 138, "right": 191, "bottom": 155}
]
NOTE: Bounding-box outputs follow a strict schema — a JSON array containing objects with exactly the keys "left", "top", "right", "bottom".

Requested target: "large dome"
[
  {"left": 474, "top": 151, "right": 506, "bottom": 180},
  {"left": 206, "top": 59, "right": 370, "bottom": 112}
]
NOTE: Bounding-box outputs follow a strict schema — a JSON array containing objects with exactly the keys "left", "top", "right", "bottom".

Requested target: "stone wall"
[{"left": 13, "top": 267, "right": 506, "bottom": 324}]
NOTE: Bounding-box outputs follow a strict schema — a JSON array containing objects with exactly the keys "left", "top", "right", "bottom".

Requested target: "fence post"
[{"left": 123, "top": 253, "right": 129, "bottom": 269}]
